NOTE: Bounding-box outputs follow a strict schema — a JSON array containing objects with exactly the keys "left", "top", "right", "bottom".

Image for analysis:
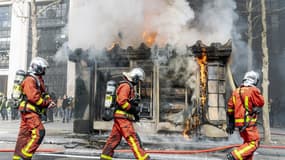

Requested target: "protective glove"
[
  {"left": 134, "top": 113, "right": 140, "bottom": 122},
  {"left": 226, "top": 115, "right": 235, "bottom": 134},
  {"left": 128, "top": 105, "right": 140, "bottom": 115},
  {"left": 130, "top": 98, "right": 140, "bottom": 106},
  {"left": 41, "top": 92, "right": 53, "bottom": 107},
  {"left": 252, "top": 107, "right": 262, "bottom": 114}
]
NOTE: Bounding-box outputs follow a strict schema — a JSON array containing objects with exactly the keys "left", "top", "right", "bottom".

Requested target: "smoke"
[
  {"left": 54, "top": 0, "right": 240, "bottom": 63},
  {"left": 68, "top": 0, "right": 145, "bottom": 50},
  {"left": 192, "top": 0, "right": 237, "bottom": 44},
  {"left": 66, "top": 0, "right": 238, "bottom": 50},
  {"left": 53, "top": 42, "right": 71, "bottom": 63}
]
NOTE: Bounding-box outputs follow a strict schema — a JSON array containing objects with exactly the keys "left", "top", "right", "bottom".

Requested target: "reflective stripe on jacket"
[
  {"left": 227, "top": 86, "right": 264, "bottom": 127},
  {"left": 114, "top": 81, "right": 135, "bottom": 120},
  {"left": 18, "top": 101, "right": 43, "bottom": 114},
  {"left": 114, "top": 109, "right": 135, "bottom": 121}
]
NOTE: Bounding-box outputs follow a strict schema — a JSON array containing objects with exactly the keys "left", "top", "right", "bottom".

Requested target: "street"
[{"left": 1, "top": 119, "right": 285, "bottom": 160}]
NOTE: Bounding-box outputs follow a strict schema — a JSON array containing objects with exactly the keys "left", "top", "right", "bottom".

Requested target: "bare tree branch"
[{"left": 37, "top": 0, "right": 62, "bottom": 16}]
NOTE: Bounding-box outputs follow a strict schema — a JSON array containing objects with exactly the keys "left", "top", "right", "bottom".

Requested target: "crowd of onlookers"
[
  {"left": 0, "top": 93, "right": 74, "bottom": 123},
  {"left": 41, "top": 94, "right": 74, "bottom": 123},
  {"left": 0, "top": 94, "right": 18, "bottom": 121},
  {"left": 45, "top": 94, "right": 74, "bottom": 123}
]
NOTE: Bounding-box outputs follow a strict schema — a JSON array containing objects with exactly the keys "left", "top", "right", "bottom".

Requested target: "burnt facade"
[{"left": 71, "top": 41, "right": 232, "bottom": 137}]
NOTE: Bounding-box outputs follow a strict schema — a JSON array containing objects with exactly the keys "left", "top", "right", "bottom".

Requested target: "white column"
[
  {"left": 7, "top": 1, "right": 30, "bottom": 98},
  {"left": 66, "top": 0, "right": 76, "bottom": 98},
  {"left": 66, "top": 61, "right": 76, "bottom": 97}
]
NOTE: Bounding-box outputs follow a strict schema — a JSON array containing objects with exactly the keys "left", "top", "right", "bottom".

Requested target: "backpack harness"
[
  {"left": 20, "top": 73, "right": 43, "bottom": 115},
  {"left": 238, "top": 87, "right": 257, "bottom": 132}
]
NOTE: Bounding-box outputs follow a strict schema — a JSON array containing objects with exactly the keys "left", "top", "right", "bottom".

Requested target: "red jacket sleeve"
[
  {"left": 251, "top": 87, "right": 265, "bottom": 108},
  {"left": 116, "top": 83, "right": 132, "bottom": 110},
  {"left": 227, "top": 92, "right": 235, "bottom": 115}
]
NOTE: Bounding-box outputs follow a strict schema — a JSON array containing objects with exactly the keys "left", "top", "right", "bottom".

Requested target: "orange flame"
[
  {"left": 182, "top": 119, "right": 191, "bottom": 139},
  {"left": 107, "top": 42, "right": 119, "bottom": 51},
  {"left": 197, "top": 51, "right": 207, "bottom": 106},
  {"left": 182, "top": 52, "right": 207, "bottom": 139},
  {"left": 143, "top": 31, "right": 157, "bottom": 47}
]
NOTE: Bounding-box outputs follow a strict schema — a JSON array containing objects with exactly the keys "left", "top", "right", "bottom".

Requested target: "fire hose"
[
  {"left": 115, "top": 144, "right": 285, "bottom": 154},
  {"left": 1, "top": 144, "right": 285, "bottom": 154}
]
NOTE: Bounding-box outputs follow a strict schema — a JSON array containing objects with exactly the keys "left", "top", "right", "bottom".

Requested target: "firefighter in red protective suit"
[
  {"left": 13, "top": 57, "right": 55, "bottom": 160},
  {"left": 226, "top": 71, "right": 265, "bottom": 160},
  {"left": 100, "top": 68, "right": 150, "bottom": 160}
]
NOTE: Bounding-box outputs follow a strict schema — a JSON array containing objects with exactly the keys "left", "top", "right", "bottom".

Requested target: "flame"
[
  {"left": 182, "top": 50, "right": 207, "bottom": 139},
  {"left": 182, "top": 52, "right": 207, "bottom": 139},
  {"left": 143, "top": 31, "right": 157, "bottom": 47},
  {"left": 197, "top": 51, "right": 207, "bottom": 106},
  {"left": 182, "top": 113, "right": 200, "bottom": 139},
  {"left": 182, "top": 119, "right": 191, "bottom": 139},
  {"left": 107, "top": 42, "right": 119, "bottom": 51}
]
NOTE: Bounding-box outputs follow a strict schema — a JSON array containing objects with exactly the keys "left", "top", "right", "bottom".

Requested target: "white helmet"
[
  {"left": 123, "top": 67, "right": 145, "bottom": 84},
  {"left": 242, "top": 71, "right": 259, "bottom": 86},
  {"left": 29, "top": 57, "right": 49, "bottom": 75}
]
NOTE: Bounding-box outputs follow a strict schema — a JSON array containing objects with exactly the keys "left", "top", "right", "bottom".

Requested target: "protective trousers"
[
  {"left": 13, "top": 112, "right": 45, "bottom": 160},
  {"left": 100, "top": 118, "right": 150, "bottom": 160},
  {"left": 231, "top": 126, "right": 259, "bottom": 160}
]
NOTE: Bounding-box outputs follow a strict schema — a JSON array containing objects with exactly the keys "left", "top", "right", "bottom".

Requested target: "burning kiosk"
[{"left": 70, "top": 40, "right": 232, "bottom": 138}]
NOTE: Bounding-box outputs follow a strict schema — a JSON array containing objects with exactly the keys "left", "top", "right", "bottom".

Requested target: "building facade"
[
  {"left": 0, "top": 0, "right": 69, "bottom": 98},
  {"left": 0, "top": 2, "right": 11, "bottom": 94}
]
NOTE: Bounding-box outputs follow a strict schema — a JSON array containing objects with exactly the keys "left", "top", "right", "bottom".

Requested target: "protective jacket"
[
  {"left": 18, "top": 75, "right": 51, "bottom": 114},
  {"left": 227, "top": 86, "right": 264, "bottom": 128},
  {"left": 101, "top": 81, "right": 150, "bottom": 160},
  {"left": 13, "top": 74, "right": 51, "bottom": 160},
  {"left": 113, "top": 81, "right": 136, "bottom": 120},
  {"left": 227, "top": 85, "right": 264, "bottom": 160}
]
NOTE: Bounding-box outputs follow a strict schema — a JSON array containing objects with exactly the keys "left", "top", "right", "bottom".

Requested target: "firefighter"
[
  {"left": 226, "top": 71, "right": 265, "bottom": 160},
  {"left": 13, "top": 57, "right": 56, "bottom": 160},
  {"left": 100, "top": 67, "right": 150, "bottom": 160}
]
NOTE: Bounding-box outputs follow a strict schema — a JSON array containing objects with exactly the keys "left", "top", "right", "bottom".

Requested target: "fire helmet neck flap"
[
  {"left": 28, "top": 57, "right": 49, "bottom": 76},
  {"left": 242, "top": 71, "right": 259, "bottom": 87},
  {"left": 122, "top": 67, "right": 145, "bottom": 85}
]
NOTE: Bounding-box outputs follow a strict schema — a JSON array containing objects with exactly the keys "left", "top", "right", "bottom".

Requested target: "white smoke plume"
[
  {"left": 54, "top": 0, "right": 240, "bottom": 64},
  {"left": 62, "top": 0, "right": 239, "bottom": 108},
  {"left": 57, "top": 0, "right": 240, "bottom": 94},
  {"left": 67, "top": 0, "right": 237, "bottom": 51}
]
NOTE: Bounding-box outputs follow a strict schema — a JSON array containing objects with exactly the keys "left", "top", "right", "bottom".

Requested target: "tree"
[
  {"left": 261, "top": 0, "right": 271, "bottom": 144},
  {"left": 247, "top": 0, "right": 253, "bottom": 70}
]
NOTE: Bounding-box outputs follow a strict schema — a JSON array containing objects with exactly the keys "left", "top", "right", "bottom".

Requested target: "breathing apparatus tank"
[
  {"left": 102, "top": 80, "right": 117, "bottom": 121},
  {"left": 12, "top": 69, "right": 26, "bottom": 101}
]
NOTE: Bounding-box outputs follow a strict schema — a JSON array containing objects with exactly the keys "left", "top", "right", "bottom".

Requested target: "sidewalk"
[{"left": 0, "top": 119, "right": 85, "bottom": 152}]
